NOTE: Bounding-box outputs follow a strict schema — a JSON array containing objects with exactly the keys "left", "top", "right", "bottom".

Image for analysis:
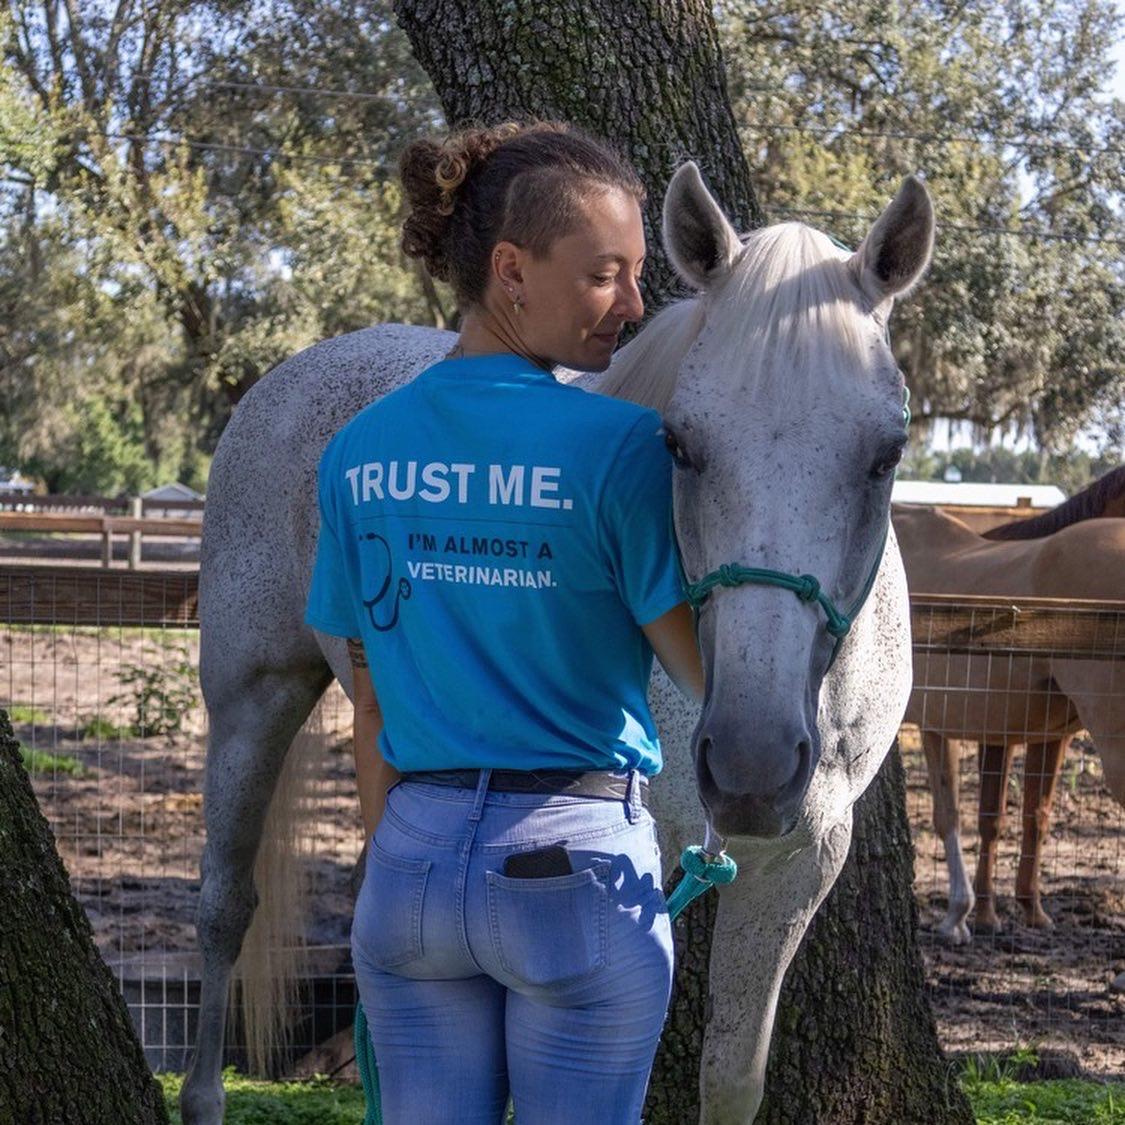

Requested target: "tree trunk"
[
  {"left": 390, "top": 4, "right": 969, "bottom": 1120},
  {"left": 0, "top": 710, "right": 169, "bottom": 1125},
  {"left": 391, "top": 0, "right": 763, "bottom": 306}
]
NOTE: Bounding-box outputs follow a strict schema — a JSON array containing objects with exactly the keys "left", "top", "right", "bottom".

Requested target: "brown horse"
[
  {"left": 893, "top": 476, "right": 1125, "bottom": 943},
  {"left": 982, "top": 465, "right": 1125, "bottom": 540}
]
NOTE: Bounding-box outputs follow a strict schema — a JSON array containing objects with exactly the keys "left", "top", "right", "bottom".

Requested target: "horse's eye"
[
  {"left": 663, "top": 426, "right": 692, "bottom": 470},
  {"left": 870, "top": 444, "right": 904, "bottom": 479}
]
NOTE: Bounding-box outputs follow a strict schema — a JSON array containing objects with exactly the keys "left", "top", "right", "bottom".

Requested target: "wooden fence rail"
[{"left": 0, "top": 510, "right": 202, "bottom": 569}]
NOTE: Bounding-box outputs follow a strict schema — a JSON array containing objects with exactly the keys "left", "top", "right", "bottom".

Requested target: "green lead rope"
[
  {"left": 353, "top": 845, "right": 737, "bottom": 1122},
  {"left": 662, "top": 845, "right": 739, "bottom": 919},
  {"left": 355, "top": 1000, "right": 382, "bottom": 1125}
]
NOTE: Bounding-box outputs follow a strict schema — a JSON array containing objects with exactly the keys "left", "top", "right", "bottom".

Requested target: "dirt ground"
[
  {"left": 5, "top": 624, "right": 1124, "bottom": 1076},
  {"left": 902, "top": 728, "right": 1125, "bottom": 1076}
]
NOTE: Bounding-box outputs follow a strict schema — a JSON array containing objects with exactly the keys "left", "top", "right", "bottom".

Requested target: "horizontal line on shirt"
[{"left": 353, "top": 513, "right": 574, "bottom": 528}]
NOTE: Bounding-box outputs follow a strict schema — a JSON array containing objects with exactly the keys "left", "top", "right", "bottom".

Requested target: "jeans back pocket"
[
  {"left": 354, "top": 839, "right": 432, "bottom": 969},
  {"left": 485, "top": 860, "right": 610, "bottom": 988}
]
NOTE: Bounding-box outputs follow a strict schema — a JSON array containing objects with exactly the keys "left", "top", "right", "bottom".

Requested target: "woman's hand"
[
  {"left": 641, "top": 602, "right": 705, "bottom": 704},
  {"left": 348, "top": 637, "right": 402, "bottom": 839}
]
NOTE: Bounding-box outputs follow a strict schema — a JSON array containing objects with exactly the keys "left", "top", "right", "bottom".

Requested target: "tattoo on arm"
[{"left": 346, "top": 637, "right": 368, "bottom": 668}]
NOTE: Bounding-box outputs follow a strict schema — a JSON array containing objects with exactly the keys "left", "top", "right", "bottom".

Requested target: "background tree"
[
  {"left": 0, "top": 709, "right": 169, "bottom": 1123},
  {"left": 1, "top": 0, "right": 442, "bottom": 489},
  {"left": 720, "top": 0, "right": 1125, "bottom": 454},
  {"left": 389, "top": 1, "right": 970, "bottom": 1120},
  {"left": 2, "top": 1, "right": 1122, "bottom": 492}
]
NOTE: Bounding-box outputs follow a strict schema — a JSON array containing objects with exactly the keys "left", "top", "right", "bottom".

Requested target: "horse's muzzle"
[{"left": 694, "top": 734, "right": 815, "bottom": 839}]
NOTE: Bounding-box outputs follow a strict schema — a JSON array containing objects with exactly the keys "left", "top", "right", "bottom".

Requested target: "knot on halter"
[
  {"left": 795, "top": 574, "right": 820, "bottom": 603},
  {"left": 679, "top": 845, "right": 739, "bottom": 885},
  {"left": 663, "top": 845, "right": 740, "bottom": 921},
  {"left": 716, "top": 564, "right": 740, "bottom": 588}
]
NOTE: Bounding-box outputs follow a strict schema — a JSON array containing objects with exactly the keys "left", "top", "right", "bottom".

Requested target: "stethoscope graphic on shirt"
[{"left": 359, "top": 532, "right": 412, "bottom": 631}]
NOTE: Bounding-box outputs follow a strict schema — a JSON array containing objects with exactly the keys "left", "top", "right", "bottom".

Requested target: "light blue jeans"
[{"left": 351, "top": 768, "right": 674, "bottom": 1124}]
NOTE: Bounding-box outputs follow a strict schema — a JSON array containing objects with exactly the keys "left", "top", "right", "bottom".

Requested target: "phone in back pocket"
[{"left": 503, "top": 844, "right": 574, "bottom": 879}]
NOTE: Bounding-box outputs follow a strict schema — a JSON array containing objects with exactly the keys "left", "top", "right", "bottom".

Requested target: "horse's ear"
[
  {"left": 850, "top": 175, "right": 935, "bottom": 306},
  {"left": 662, "top": 161, "right": 743, "bottom": 290}
]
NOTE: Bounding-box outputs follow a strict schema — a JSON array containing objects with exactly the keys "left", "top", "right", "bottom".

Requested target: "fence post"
[
  {"left": 129, "top": 497, "right": 143, "bottom": 570},
  {"left": 101, "top": 520, "right": 113, "bottom": 568}
]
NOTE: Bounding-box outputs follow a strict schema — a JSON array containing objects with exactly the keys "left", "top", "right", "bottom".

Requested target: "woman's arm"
[
  {"left": 347, "top": 637, "right": 402, "bottom": 840},
  {"left": 641, "top": 602, "right": 705, "bottom": 704}
]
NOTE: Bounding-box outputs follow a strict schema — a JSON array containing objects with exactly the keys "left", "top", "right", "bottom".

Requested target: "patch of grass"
[
  {"left": 965, "top": 1077, "right": 1125, "bottom": 1123},
  {"left": 19, "top": 745, "right": 87, "bottom": 777},
  {"left": 82, "top": 714, "right": 133, "bottom": 741},
  {"left": 7, "top": 703, "right": 51, "bottom": 724},
  {"left": 156, "top": 1067, "right": 1125, "bottom": 1125},
  {"left": 158, "top": 1069, "right": 366, "bottom": 1125}
]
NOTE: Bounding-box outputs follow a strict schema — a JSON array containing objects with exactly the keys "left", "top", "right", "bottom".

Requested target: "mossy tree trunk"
[
  {"left": 0, "top": 710, "right": 168, "bottom": 1125},
  {"left": 391, "top": 0, "right": 763, "bottom": 308},
  {"left": 391, "top": 4, "right": 971, "bottom": 1121}
]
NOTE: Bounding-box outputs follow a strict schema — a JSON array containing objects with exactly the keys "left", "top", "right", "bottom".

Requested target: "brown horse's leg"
[
  {"left": 922, "top": 731, "right": 974, "bottom": 944},
  {"left": 973, "top": 741, "right": 1014, "bottom": 933},
  {"left": 1015, "top": 737, "right": 1068, "bottom": 928}
]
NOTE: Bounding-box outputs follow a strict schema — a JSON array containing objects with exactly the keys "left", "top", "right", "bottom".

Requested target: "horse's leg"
[
  {"left": 180, "top": 662, "right": 332, "bottom": 1125},
  {"left": 1050, "top": 661, "right": 1125, "bottom": 807},
  {"left": 1015, "top": 737, "right": 1067, "bottom": 928},
  {"left": 698, "top": 817, "right": 852, "bottom": 1125},
  {"left": 922, "top": 730, "right": 974, "bottom": 944},
  {"left": 973, "top": 741, "right": 1014, "bottom": 933}
]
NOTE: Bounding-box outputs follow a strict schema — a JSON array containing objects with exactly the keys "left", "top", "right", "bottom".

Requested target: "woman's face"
[{"left": 496, "top": 187, "right": 646, "bottom": 372}]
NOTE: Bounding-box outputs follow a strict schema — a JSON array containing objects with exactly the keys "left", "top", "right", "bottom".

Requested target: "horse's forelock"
[
  {"left": 708, "top": 222, "right": 872, "bottom": 382},
  {"left": 599, "top": 221, "right": 878, "bottom": 414}
]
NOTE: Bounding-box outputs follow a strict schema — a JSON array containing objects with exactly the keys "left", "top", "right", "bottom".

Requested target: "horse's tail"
[{"left": 229, "top": 692, "right": 333, "bottom": 1077}]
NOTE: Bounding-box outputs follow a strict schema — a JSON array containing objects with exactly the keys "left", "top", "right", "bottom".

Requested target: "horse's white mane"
[
  {"left": 598, "top": 297, "right": 704, "bottom": 413},
  {"left": 600, "top": 221, "right": 866, "bottom": 413}
]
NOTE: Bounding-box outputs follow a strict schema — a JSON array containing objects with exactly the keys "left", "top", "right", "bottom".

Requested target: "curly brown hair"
[{"left": 398, "top": 120, "right": 645, "bottom": 309}]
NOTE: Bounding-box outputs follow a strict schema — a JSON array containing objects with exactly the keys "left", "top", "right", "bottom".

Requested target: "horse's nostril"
[{"left": 696, "top": 735, "right": 716, "bottom": 791}]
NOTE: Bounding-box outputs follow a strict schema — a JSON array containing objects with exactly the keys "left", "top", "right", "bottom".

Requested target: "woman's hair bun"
[
  {"left": 397, "top": 119, "right": 642, "bottom": 308},
  {"left": 399, "top": 122, "right": 525, "bottom": 280}
]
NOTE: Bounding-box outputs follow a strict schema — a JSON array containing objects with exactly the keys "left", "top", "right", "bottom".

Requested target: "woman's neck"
[{"left": 446, "top": 306, "right": 552, "bottom": 371}]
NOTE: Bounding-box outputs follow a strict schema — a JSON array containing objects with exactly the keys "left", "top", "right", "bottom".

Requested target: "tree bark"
[
  {"left": 0, "top": 710, "right": 169, "bottom": 1125},
  {"left": 390, "top": 4, "right": 970, "bottom": 1121},
  {"left": 391, "top": 0, "right": 764, "bottom": 307}
]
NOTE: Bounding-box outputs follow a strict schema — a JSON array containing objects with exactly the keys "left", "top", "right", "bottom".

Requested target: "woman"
[{"left": 304, "top": 120, "right": 705, "bottom": 1124}]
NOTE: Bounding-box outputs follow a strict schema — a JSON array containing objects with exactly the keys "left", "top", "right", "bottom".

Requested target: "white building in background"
[
  {"left": 141, "top": 481, "right": 204, "bottom": 518},
  {"left": 0, "top": 467, "right": 35, "bottom": 495},
  {"left": 892, "top": 480, "right": 1067, "bottom": 509},
  {"left": 141, "top": 482, "right": 203, "bottom": 503}
]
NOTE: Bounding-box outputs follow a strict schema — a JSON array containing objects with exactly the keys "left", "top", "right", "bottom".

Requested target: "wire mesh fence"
[
  {"left": 0, "top": 565, "right": 361, "bottom": 1076},
  {"left": 905, "top": 595, "right": 1125, "bottom": 1075},
  {"left": 3, "top": 567, "right": 1123, "bottom": 1077}
]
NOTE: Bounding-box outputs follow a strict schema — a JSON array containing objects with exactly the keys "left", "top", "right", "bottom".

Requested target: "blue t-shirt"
[{"left": 304, "top": 351, "right": 686, "bottom": 776}]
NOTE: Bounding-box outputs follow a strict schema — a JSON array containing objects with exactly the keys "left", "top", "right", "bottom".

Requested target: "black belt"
[{"left": 400, "top": 767, "right": 649, "bottom": 806}]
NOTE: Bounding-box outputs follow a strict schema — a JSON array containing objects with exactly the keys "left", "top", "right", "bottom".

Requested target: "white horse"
[{"left": 180, "top": 162, "right": 934, "bottom": 1125}]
